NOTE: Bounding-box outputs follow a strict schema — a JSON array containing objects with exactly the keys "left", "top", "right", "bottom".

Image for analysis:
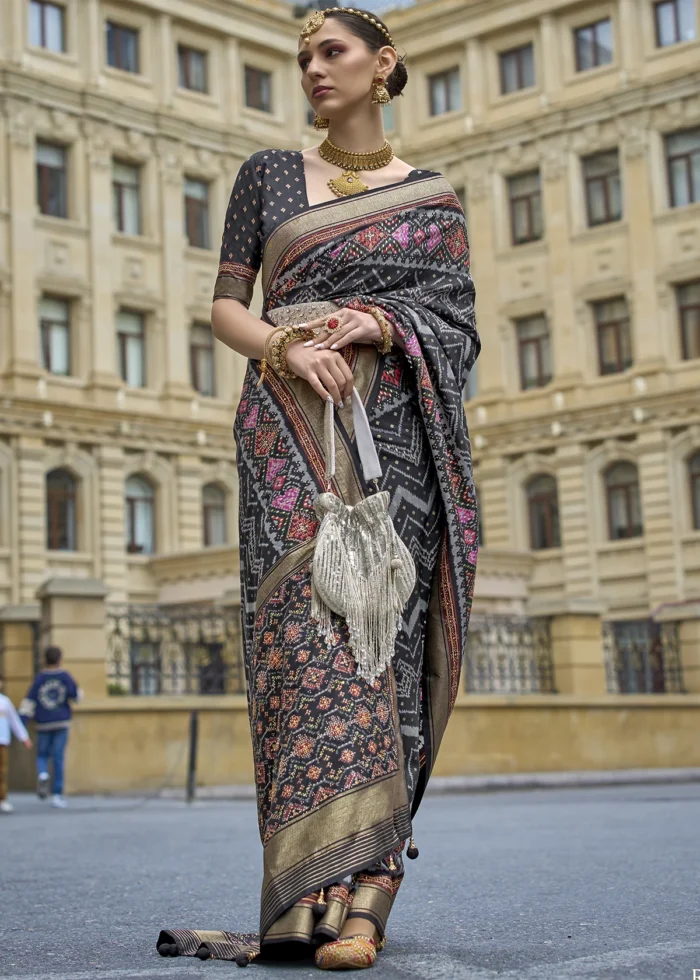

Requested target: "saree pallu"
[{"left": 158, "top": 174, "right": 480, "bottom": 964}]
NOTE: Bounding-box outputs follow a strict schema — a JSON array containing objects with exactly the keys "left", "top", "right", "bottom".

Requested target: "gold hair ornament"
[{"left": 301, "top": 7, "right": 396, "bottom": 49}]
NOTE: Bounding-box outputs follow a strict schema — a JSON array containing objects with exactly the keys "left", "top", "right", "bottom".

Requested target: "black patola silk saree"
[{"left": 157, "top": 149, "right": 480, "bottom": 963}]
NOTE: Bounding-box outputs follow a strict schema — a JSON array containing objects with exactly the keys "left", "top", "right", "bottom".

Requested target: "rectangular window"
[
  {"left": 499, "top": 43, "right": 535, "bottom": 94},
  {"left": 244, "top": 66, "right": 272, "bottom": 113},
  {"left": 516, "top": 315, "right": 552, "bottom": 390},
  {"left": 583, "top": 150, "right": 622, "bottom": 225},
  {"left": 106, "top": 21, "right": 139, "bottom": 73},
  {"left": 117, "top": 310, "right": 146, "bottom": 387},
  {"left": 678, "top": 281, "right": 700, "bottom": 360},
  {"left": 29, "top": 0, "right": 65, "bottom": 52},
  {"left": 40, "top": 296, "right": 71, "bottom": 376},
  {"left": 190, "top": 323, "right": 215, "bottom": 397},
  {"left": 36, "top": 141, "right": 67, "bottom": 218},
  {"left": 428, "top": 67, "right": 461, "bottom": 116},
  {"left": 184, "top": 178, "right": 210, "bottom": 249},
  {"left": 655, "top": 0, "right": 696, "bottom": 46},
  {"left": 178, "top": 45, "right": 208, "bottom": 93},
  {"left": 665, "top": 129, "right": 700, "bottom": 207},
  {"left": 574, "top": 19, "right": 613, "bottom": 71},
  {"left": 594, "top": 298, "right": 633, "bottom": 375},
  {"left": 508, "top": 171, "right": 543, "bottom": 245},
  {"left": 112, "top": 160, "right": 141, "bottom": 235}
]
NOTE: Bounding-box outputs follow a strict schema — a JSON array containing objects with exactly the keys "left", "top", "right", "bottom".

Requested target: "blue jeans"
[{"left": 36, "top": 728, "right": 69, "bottom": 796}]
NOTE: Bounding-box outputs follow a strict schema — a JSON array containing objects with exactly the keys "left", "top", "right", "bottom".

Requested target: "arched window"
[
  {"left": 125, "top": 475, "right": 155, "bottom": 554},
  {"left": 46, "top": 469, "right": 77, "bottom": 551},
  {"left": 202, "top": 484, "right": 227, "bottom": 547},
  {"left": 527, "top": 474, "right": 561, "bottom": 550},
  {"left": 689, "top": 452, "right": 700, "bottom": 531},
  {"left": 605, "top": 462, "right": 643, "bottom": 540}
]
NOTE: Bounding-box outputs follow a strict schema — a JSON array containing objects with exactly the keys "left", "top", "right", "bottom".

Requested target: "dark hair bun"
[{"left": 388, "top": 55, "right": 408, "bottom": 98}]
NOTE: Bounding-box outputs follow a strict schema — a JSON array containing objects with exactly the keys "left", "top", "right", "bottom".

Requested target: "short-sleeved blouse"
[{"left": 213, "top": 148, "right": 434, "bottom": 308}]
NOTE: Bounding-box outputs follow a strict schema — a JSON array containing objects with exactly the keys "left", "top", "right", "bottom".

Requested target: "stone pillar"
[
  {"left": 156, "top": 14, "right": 174, "bottom": 109},
  {"left": 177, "top": 455, "right": 204, "bottom": 552},
  {"left": 84, "top": 121, "right": 121, "bottom": 399},
  {"left": 637, "top": 429, "right": 680, "bottom": 605},
  {"left": 477, "top": 455, "right": 511, "bottom": 547},
  {"left": 539, "top": 15, "right": 561, "bottom": 102},
  {"left": 556, "top": 442, "right": 595, "bottom": 599},
  {"left": 620, "top": 112, "right": 664, "bottom": 372},
  {"left": 0, "top": 605, "right": 39, "bottom": 706},
  {"left": 655, "top": 602, "right": 700, "bottom": 694},
  {"left": 466, "top": 39, "right": 484, "bottom": 125},
  {"left": 530, "top": 599, "right": 606, "bottom": 695},
  {"left": 618, "top": 0, "right": 642, "bottom": 80},
  {"left": 36, "top": 578, "right": 110, "bottom": 699},
  {"left": 157, "top": 139, "right": 191, "bottom": 407},
  {"left": 96, "top": 445, "right": 128, "bottom": 603},
  {"left": 466, "top": 161, "right": 505, "bottom": 400},
  {"left": 541, "top": 137, "right": 580, "bottom": 388},
  {"left": 5, "top": 99, "right": 41, "bottom": 389},
  {"left": 17, "top": 436, "right": 46, "bottom": 604}
]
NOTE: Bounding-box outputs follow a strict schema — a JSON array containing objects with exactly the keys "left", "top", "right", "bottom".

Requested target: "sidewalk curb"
[{"left": 158, "top": 767, "right": 700, "bottom": 801}]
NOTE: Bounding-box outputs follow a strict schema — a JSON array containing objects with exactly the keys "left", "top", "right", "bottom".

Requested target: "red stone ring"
[{"left": 324, "top": 314, "right": 343, "bottom": 332}]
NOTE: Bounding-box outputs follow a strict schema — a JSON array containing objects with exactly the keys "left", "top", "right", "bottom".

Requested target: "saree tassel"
[
  {"left": 406, "top": 836, "right": 419, "bottom": 860},
  {"left": 312, "top": 887, "right": 327, "bottom": 918}
]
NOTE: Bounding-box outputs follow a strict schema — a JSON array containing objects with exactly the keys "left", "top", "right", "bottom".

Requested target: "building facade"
[{"left": 1, "top": 0, "right": 699, "bottom": 625}]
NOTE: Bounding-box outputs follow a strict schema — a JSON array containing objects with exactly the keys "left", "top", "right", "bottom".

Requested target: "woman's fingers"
[
  {"left": 327, "top": 327, "right": 363, "bottom": 351},
  {"left": 337, "top": 357, "right": 355, "bottom": 400}
]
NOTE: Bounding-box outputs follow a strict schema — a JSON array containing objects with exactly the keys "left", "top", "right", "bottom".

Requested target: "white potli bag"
[{"left": 310, "top": 389, "right": 416, "bottom": 684}]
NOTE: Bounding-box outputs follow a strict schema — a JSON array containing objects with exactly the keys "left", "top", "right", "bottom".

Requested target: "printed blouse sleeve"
[{"left": 213, "top": 154, "right": 263, "bottom": 308}]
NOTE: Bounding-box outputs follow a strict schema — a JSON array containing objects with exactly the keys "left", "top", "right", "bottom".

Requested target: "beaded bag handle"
[{"left": 323, "top": 389, "right": 382, "bottom": 489}]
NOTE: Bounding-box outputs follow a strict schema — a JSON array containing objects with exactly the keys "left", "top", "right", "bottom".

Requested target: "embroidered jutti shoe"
[{"left": 314, "top": 935, "right": 386, "bottom": 970}]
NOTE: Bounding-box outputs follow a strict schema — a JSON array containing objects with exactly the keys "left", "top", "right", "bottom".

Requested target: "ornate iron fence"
[
  {"left": 602, "top": 619, "right": 685, "bottom": 694},
  {"left": 465, "top": 615, "right": 555, "bottom": 693},
  {"left": 106, "top": 604, "right": 244, "bottom": 696}
]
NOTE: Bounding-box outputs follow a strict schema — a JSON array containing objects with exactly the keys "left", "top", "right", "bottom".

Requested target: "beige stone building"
[{"left": 1, "top": 0, "right": 700, "bottom": 704}]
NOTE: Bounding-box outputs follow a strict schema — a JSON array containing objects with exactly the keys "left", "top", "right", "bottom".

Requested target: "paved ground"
[{"left": 1, "top": 784, "right": 699, "bottom": 980}]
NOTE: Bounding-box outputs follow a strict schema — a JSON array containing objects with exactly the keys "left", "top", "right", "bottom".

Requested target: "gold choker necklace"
[{"left": 318, "top": 137, "right": 394, "bottom": 198}]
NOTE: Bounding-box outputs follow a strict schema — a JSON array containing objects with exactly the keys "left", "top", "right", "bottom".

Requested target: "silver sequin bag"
[{"left": 311, "top": 389, "right": 416, "bottom": 684}]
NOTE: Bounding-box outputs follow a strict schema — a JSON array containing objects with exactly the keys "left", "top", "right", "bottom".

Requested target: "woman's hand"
[
  {"left": 285, "top": 341, "right": 354, "bottom": 407},
  {"left": 300, "top": 308, "right": 383, "bottom": 352}
]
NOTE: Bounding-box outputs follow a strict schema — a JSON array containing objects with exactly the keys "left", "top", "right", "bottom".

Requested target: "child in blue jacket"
[{"left": 20, "top": 646, "right": 82, "bottom": 808}]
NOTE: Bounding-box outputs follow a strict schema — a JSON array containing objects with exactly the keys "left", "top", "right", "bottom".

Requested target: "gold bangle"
[
  {"left": 269, "top": 325, "right": 315, "bottom": 380},
  {"left": 369, "top": 307, "right": 393, "bottom": 355},
  {"left": 257, "top": 327, "right": 284, "bottom": 387}
]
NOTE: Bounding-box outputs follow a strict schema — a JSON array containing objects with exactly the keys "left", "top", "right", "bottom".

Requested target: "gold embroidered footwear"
[{"left": 315, "top": 935, "right": 386, "bottom": 970}]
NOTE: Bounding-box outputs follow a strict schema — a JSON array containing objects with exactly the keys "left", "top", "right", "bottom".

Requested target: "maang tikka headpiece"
[{"left": 300, "top": 7, "right": 396, "bottom": 49}]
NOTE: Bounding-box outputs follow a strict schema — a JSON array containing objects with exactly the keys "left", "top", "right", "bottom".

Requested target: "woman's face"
[{"left": 297, "top": 20, "right": 394, "bottom": 117}]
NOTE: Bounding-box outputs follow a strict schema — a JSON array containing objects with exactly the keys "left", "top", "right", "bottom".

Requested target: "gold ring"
[{"left": 324, "top": 313, "right": 343, "bottom": 332}]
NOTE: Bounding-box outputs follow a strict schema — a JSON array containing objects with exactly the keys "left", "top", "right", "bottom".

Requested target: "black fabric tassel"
[
  {"left": 312, "top": 887, "right": 327, "bottom": 918},
  {"left": 406, "top": 836, "right": 419, "bottom": 860}
]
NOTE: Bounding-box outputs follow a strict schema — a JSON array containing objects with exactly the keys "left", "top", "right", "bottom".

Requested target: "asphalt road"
[{"left": 1, "top": 784, "right": 699, "bottom": 980}]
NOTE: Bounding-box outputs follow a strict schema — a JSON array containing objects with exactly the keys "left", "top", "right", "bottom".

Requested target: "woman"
[{"left": 157, "top": 6, "right": 479, "bottom": 971}]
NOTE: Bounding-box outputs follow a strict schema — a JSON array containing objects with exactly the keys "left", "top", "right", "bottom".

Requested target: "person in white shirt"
[{"left": 0, "top": 678, "right": 32, "bottom": 814}]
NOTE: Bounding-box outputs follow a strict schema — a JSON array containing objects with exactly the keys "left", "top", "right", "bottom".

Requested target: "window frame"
[
  {"left": 36, "top": 141, "right": 68, "bottom": 218},
  {"left": 190, "top": 323, "right": 215, "bottom": 397},
  {"left": 665, "top": 129, "right": 700, "bottom": 208},
  {"left": 125, "top": 475, "right": 155, "bottom": 555},
  {"left": 583, "top": 150, "right": 622, "bottom": 226},
  {"left": 46, "top": 468, "right": 77, "bottom": 552},
  {"left": 178, "top": 44, "right": 208, "bottom": 93},
  {"left": 40, "top": 296, "right": 71, "bottom": 376},
  {"left": 244, "top": 65, "right": 272, "bottom": 113},
  {"left": 112, "top": 159, "right": 141, "bottom": 235},
  {"left": 427, "top": 66, "right": 461, "bottom": 116},
  {"left": 690, "top": 452, "right": 700, "bottom": 531},
  {"left": 106, "top": 20, "right": 140, "bottom": 73},
  {"left": 605, "top": 463, "right": 643, "bottom": 541},
  {"left": 574, "top": 18, "right": 613, "bottom": 71},
  {"left": 116, "top": 309, "right": 146, "bottom": 388},
  {"left": 29, "top": 0, "right": 66, "bottom": 52},
  {"left": 527, "top": 475, "right": 561, "bottom": 550},
  {"left": 508, "top": 170, "right": 543, "bottom": 246},
  {"left": 202, "top": 484, "right": 227, "bottom": 548},
  {"left": 654, "top": 0, "right": 696, "bottom": 47},
  {"left": 516, "top": 315, "right": 552, "bottom": 390},
  {"left": 678, "top": 280, "right": 700, "bottom": 360},
  {"left": 184, "top": 177, "right": 210, "bottom": 250},
  {"left": 594, "top": 298, "right": 633, "bottom": 375},
  {"left": 499, "top": 43, "right": 535, "bottom": 95}
]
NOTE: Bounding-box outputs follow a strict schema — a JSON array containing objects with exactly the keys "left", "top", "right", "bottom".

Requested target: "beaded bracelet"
[
  {"left": 257, "top": 328, "right": 282, "bottom": 387},
  {"left": 258, "top": 324, "right": 315, "bottom": 386},
  {"left": 368, "top": 306, "right": 393, "bottom": 355}
]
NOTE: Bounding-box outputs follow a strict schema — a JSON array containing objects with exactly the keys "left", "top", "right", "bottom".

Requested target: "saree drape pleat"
[{"left": 157, "top": 155, "right": 479, "bottom": 964}]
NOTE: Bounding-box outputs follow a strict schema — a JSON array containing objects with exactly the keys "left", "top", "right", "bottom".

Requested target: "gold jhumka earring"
[
  {"left": 313, "top": 114, "right": 329, "bottom": 130},
  {"left": 371, "top": 74, "right": 391, "bottom": 106}
]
